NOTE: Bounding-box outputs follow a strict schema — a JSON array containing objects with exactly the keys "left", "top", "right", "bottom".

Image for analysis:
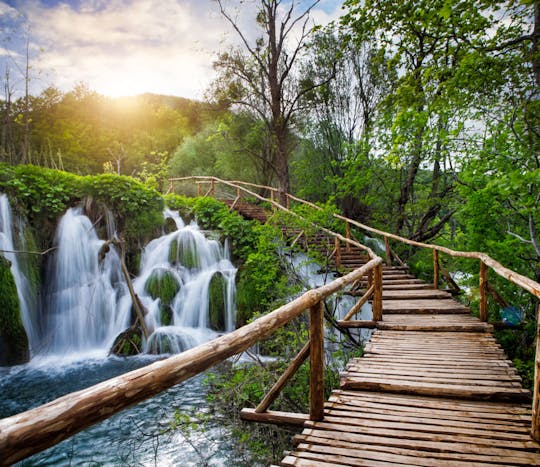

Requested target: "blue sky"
[{"left": 0, "top": 0, "right": 343, "bottom": 99}]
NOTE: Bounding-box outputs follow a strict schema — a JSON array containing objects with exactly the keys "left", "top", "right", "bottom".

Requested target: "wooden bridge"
[{"left": 1, "top": 177, "right": 540, "bottom": 465}]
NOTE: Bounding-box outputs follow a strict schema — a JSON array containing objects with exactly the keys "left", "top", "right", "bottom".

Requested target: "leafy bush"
[{"left": 0, "top": 164, "right": 164, "bottom": 246}]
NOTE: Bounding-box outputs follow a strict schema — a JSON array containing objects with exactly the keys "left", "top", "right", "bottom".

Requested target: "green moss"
[
  {"left": 0, "top": 256, "right": 29, "bottom": 366},
  {"left": 110, "top": 327, "right": 143, "bottom": 356},
  {"left": 169, "top": 239, "right": 199, "bottom": 269},
  {"left": 144, "top": 269, "right": 181, "bottom": 326},
  {"left": 145, "top": 270, "right": 181, "bottom": 304},
  {"left": 0, "top": 164, "right": 164, "bottom": 248},
  {"left": 208, "top": 272, "right": 226, "bottom": 331}
]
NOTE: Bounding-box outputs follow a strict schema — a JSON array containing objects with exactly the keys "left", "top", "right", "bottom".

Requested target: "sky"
[{"left": 0, "top": 0, "right": 344, "bottom": 100}]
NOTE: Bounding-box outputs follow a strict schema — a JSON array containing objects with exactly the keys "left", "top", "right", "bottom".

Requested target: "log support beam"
[
  {"left": 479, "top": 260, "right": 488, "bottom": 322},
  {"left": 310, "top": 301, "right": 325, "bottom": 421},
  {"left": 433, "top": 249, "right": 439, "bottom": 290}
]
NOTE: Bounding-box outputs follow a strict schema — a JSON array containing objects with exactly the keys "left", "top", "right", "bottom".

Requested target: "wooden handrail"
[
  {"left": 171, "top": 176, "right": 540, "bottom": 440},
  {"left": 0, "top": 249, "right": 381, "bottom": 464},
  {"left": 170, "top": 176, "right": 540, "bottom": 299}
]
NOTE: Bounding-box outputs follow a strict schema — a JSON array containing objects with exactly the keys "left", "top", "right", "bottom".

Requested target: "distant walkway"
[{"left": 280, "top": 269, "right": 540, "bottom": 466}]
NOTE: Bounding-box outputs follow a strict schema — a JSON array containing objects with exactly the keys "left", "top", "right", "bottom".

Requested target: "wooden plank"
[
  {"left": 316, "top": 413, "right": 532, "bottom": 441},
  {"left": 294, "top": 442, "right": 496, "bottom": 467},
  {"left": 286, "top": 450, "right": 395, "bottom": 467},
  {"left": 240, "top": 408, "right": 308, "bottom": 426},
  {"left": 376, "top": 322, "right": 493, "bottom": 332},
  {"left": 303, "top": 423, "right": 540, "bottom": 451},
  {"left": 343, "top": 372, "right": 521, "bottom": 388},
  {"left": 382, "top": 289, "right": 452, "bottom": 299},
  {"left": 294, "top": 434, "right": 540, "bottom": 466},
  {"left": 281, "top": 454, "right": 344, "bottom": 466},
  {"left": 334, "top": 390, "right": 532, "bottom": 413},
  {"left": 344, "top": 367, "right": 521, "bottom": 383},
  {"left": 381, "top": 299, "right": 470, "bottom": 313},
  {"left": 324, "top": 403, "right": 530, "bottom": 431},
  {"left": 340, "top": 376, "right": 531, "bottom": 401}
]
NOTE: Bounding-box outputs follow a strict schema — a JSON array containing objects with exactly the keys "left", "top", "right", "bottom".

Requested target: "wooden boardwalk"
[{"left": 280, "top": 268, "right": 540, "bottom": 466}]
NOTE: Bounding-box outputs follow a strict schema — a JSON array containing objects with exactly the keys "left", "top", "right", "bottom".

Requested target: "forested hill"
[{"left": 1, "top": 86, "right": 221, "bottom": 176}]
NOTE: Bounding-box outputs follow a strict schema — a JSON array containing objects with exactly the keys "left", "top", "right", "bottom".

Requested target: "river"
[{"left": 0, "top": 354, "right": 242, "bottom": 466}]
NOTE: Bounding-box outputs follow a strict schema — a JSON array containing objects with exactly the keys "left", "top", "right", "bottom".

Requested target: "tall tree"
[
  {"left": 340, "top": 0, "right": 536, "bottom": 241},
  {"left": 212, "top": 0, "right": 334, "bottom": 197}
]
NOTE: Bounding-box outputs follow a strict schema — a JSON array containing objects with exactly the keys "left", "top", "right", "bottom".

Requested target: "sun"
[{"left": 93, "top": 68, "right": 157, "bottom": 98}]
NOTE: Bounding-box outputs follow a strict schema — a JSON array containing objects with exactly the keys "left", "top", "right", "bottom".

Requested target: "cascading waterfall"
[
  {"left": 0, "top": 194, "right": 39, "bottom": 353},
  {"left": 2, "top": 202, "right": 236, "bottom": 360},
  {"left": 41, "top": 207, "right": 129, "bottom": 356},
  {"left": 121, "top": 209, "right": 237, "bottom": 354}
]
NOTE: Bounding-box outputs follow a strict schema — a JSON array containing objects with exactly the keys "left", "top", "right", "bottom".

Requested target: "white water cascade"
[
  {"left": 120, "top": 209, "right": 237, "bottom": 354},
  {"left": 0, "top": 194, "right": 39, "bottom": 353},
  {"left": 41, "top": 207, "right": 129, "bottom": 356}
]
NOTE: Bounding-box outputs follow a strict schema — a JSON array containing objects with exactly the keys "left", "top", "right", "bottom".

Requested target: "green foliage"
[
  {"left": 0, "top": 164, "right": 164, "bottom": 245},
  {"left": 235, "top": 223, "right": 288, "bottom": 325},
  {"left": 3, "top": 85, "right": 216, "bottom": 175},
  {"left": 208, "top": 272, "right": 226, "bottom": 331},
  {"left": 110, "top": 327, "right": 143, "bottom": 357},
  {"left": 144, "top": 270, "right": 181, "bottom": 326},
  {"left": 168, "top": 114, "right": 260, "bottom": 184},
  {"left": 81, "top": 173, "right": 164, "bottom": 239},
  {"left": 0, "top": 163, "right": 80, "bottom": 219},
  {"left": 204, "top": 316, "right": 350, "bottom": 464},
  {"left": 0, "top": 256, "right": 29, "bottom": 366}
]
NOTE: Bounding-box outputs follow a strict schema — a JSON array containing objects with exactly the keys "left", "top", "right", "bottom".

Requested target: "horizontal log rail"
[{"left": 0, "top": 234, "right": 381, "bottom": 464}]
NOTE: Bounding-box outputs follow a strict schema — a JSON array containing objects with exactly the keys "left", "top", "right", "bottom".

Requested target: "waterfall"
[
  {"left": 0, "top": 194, "right": 39, "bottom": 354},
  {"left": 2, "top": 202, "right": 236, "bottom": 360},
  {"left": 125, "top": 209, "right": 237, "bottom": 354},
  {"left": 41, "top": 207, "right": 129, "bottom": 356}
]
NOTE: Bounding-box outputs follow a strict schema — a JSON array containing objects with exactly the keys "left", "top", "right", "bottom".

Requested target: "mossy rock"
[
  {"left": 164, "top": 216, "right": 178, "bottom": 234},
  {"left": 144, "top": 269, "right": 181, "bottom": 306},
  {"left": 169, "top": 239, "right": 199, "bottom": 269},
  {"left": 160, "top": 304, "right": 173, "bottom": 326},
  {"left": 208, "top": 272, "right": 226, "bottom": 331},
  {"left": 109, "top": 327, "right": 143, "bottom": 356},
  {"left": 0, "top": 256, "right": 29, "bottom": 366}
]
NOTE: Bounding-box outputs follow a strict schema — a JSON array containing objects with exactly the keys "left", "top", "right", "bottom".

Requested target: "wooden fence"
[{"left": 170, "top": 176, "right": 540, "bottom": 440}]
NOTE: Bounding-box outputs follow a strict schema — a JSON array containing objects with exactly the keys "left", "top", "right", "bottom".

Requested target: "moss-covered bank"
[{"left": 0, "top": 256, "right": 29, "bottom": 365}]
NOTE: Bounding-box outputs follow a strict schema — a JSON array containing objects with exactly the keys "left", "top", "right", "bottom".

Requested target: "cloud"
[{"left": 3, "top": 0, "right": 343, "bottom": 98}]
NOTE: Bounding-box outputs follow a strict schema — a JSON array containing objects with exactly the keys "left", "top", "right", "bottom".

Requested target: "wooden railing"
[
  {"left": 3, "top": 176, "right": 540, "bottom": 463},
  {"left": 0, "top": 178, "right": 383, "bottom": 464},
  {"left": 170, "top": 176, "right": 540, "bottom": 441}
]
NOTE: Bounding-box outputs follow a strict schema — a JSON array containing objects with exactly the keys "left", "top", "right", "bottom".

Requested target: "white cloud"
[{"left": 4, "top": 0, "right": 343, "bottom": 98}]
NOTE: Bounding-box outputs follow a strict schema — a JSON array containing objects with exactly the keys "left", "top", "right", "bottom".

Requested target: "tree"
[
  {"left": 212, "top": 0, "right": 334, "bottom": 199},
  {"left": 340, "top": 0, "right": 536, "bottom": 242},
  {"left": 295, "top": 28, "right": 395, "bottom": 217}
]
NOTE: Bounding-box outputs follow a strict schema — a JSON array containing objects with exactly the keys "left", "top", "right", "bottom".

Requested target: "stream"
[{"left": 0, "top": 355, "right": 238, "bottom": 466}]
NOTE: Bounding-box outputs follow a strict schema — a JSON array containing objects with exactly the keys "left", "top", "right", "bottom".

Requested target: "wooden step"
[
  {"left": 377, "top": 314, "right": 493, "bottom": 332},
  {"left": 382, "top": 298, "right": 470, "bottom": 314},
  {"left": 382, "top": 289, "right": 452, "bottom": 300}
]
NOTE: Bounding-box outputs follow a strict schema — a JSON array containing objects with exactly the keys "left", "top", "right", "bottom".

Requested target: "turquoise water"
[{"left": 0, "top": 356, "right": 237, "bottom": 466}]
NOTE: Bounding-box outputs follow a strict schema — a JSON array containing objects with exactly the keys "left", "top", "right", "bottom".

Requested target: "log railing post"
[
  {"left": 236, "top": 187, "right": 241, "bottom": 199},
  {"left": 479, "top": 260, "right": 488, "bottom": 322},
  {"left": 384, "top": 236, "right": 391, "bottom": 267},
  {"left": 532, "top": 304, "right": 540, "bottom": 441},
  {"left": 197, "top": 182, "right": 202, "bottom": 197},
  {"left": 210, "top": 179, "right": 215, "bottom": 197},
  {"left": 372, "top": 263, "right": 383, "bottom": 322},
  {"left": 433, "top": 250, "right": 439, "bottom": 290},
  {"left": 310, "top": 301, "right": 324, "bottom": 421},
  {"left": 345, "top": 222, "right": 351, "bottom": 253},
  {"left": 334, "top": 237, "right": 341, "bottom": 269}
]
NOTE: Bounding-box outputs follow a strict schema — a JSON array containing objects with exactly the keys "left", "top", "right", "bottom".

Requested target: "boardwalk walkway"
[{"left": 280, "top": 267, "right": 540, "bottom": 466}]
